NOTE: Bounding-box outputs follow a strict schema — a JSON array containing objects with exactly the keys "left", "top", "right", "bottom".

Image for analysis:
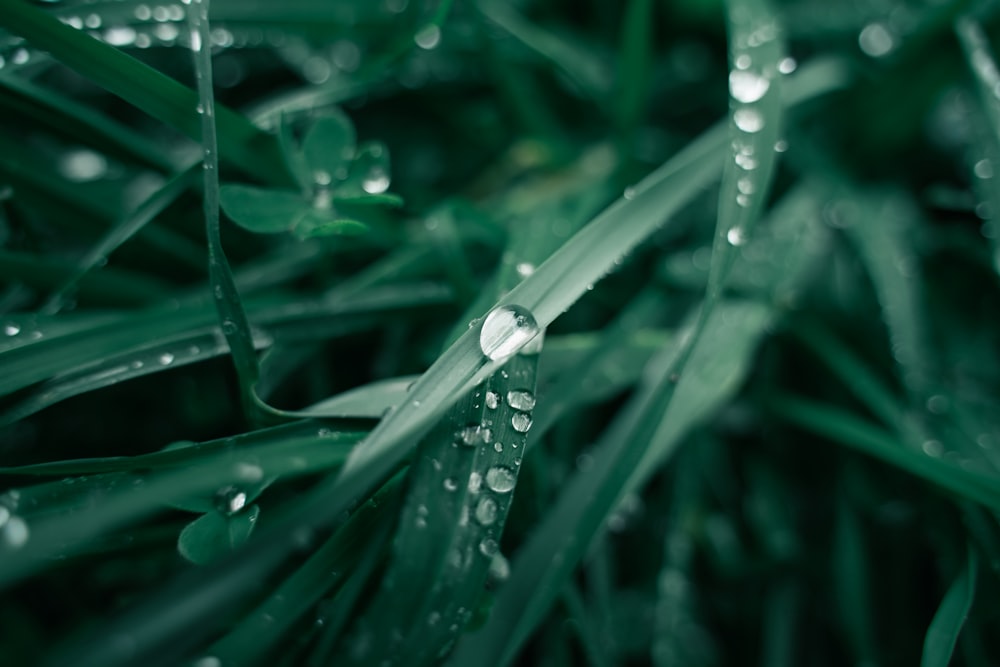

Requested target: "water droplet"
[
  {"left": 135, "top": 5, "right": 153, "bottom": 20},
  {"left": 736, "top": 193, "right": 751, "bottom": 208},
  {"left": 104, "top": 26, "right": 138, "bottom": 47},
  {"left": 60, "top": 149, "right": 108, "bottom": 182},
  {"left": 458, "top": 424, "right": 492, "bottom": 446},
  {"left": 85, "top": 13, "right": 102, "bottom": 29},
  {"left": 474, "top": 497, "right": 498, "bottom": 526},
  {"left": 515, "top": 262, "right": 535, "bottom": 278},
  {"left": 427, "top": 611, "right": 441, "bottom": 626},
  {"left": 234, "top": 462, "right": 263, "bottom": 482},
  {"left": 479, "top": 538, "right": 499, "bottom": 557},
  {"left": 221, "top": 320, "right": 238, "bottom": 335},
  {"left": 506, "top": 390, "right": 536, "bottom": 412},
  {"left": 921, "top": 439, "right": 943, "bottom": 458},
  {"left": 623, "top": 186, "right": 637, "bottom": 200},
  {"left": 511, "top": 412, "right": 532, "bottom": 433},
  {"left": 737, "top": 177, "right": 756, "bottom": 194},
  {"left": 727, "top": 226, "right": 747, "bottom": 246},
  {"left": 734, "top": 54, "right": 752, "bottom": 70},
  {"left": 215, "top": 486, "right": 247, "bottom": 515},
  {"left": 925, "top": 395, "right": 949, "bottom": 414},
  {"left": 158, "top": 352, "right": 175, "bottom": 365},
  {"left": 479, "top": 305, "right": 540, "bottom": 362},
  {"left": 485, "top": 391, "right": 499, "bottom": 409},
  {"left": 729, "top": 70, "right": 770, "bottom": 103},
  {"left": 193, "top": 656, "right": 222, "bottom": 667},
  {"left": 975, "top": 159, "right": 993, "bottom": 179},
  {"left": 774, "top": 139, "right": 788, "bottom": 152},
  {"left": 468, "top": 472, "right": 482, "bottom": 494},
  {"left": 493, "top": 442, "right": 503, "bottom": 453},
  {"left": 443, "top": 477, "right": 458, "bottom": 492},
  {"left": 485, "top": 466, "right": 516, "bottom": 493},
  {"left": 735, "top": 151, "right": 758, "bottom": 170},
  {"left": 733, "top": 108, "right": 764, "bottom": 133},
  {"left": 1, "top": 515, "right": 29, "bottom": 549},
  {"left": 4, "top": 324, "right": 20, "bottom": 336},
  {"left": 362, "top": 170, "right": 390, "bottom": 194},
  {"left": 414, "top": 25, "right": 441, "bottom": 50},
  {"left": 190, "top": 29, "right": 202, "bottom": 52},
  {"left": 489, "top": 552, "right": 510, "bottom": 581},
  {"left": 859, "top": 22, "right": 895, "bottom": 58},
  {"left": 778, "top": 57, "right": 797, "bottom": 74}
]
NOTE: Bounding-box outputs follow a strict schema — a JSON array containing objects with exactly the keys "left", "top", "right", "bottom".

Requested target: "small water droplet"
[
  {"left": 192, "top": 657, "right": 222, "bottom": 667},
  {"left": 511, "top": 412, "right": 532, "bottom": 433},
  {"left": 735, "top": 151, "right": 758, "bottom": 170},
  {"left": 729, "top": 70, "right": 770, "bottom": 103},
  {"left": 975, "top": 159, "right": 994, "bottom": 180},
  {"left": 479, "top": 305, "right": 540, "bottom": 362},
  {"left": 474, "top": 497, "right": 498, "bottom": 526},
  {"left": 778, "top": 57, "right": 797, "bottom": 74},
  {"left": 488, "top": 552, "right": 510, "bottom": 581},
  {"left": 726, "top": 227, "right": 747, "bottom": 246},
  {"left": 1, "top": 515, "right": 29, "bottom": 549},
  {"left": 158, "top": 352, "right": 175, "bottom": 366},
  {"left": 468, "top": 471, "right": 482, "bottom": 494},
  {"left": 734, "top": 54, "right": 752, "bottom": 70},
  {"left": 362, "top": 169, "right": 391, "bottom": 194},
  {"left": 485, "top": 391, "right": 499, "bottom": 410},
  {"left": 414, "top": 24, "right": 441, "bottom": 50},
  {"left": 733, "top": 108, "right": 764, "bottom": 133},
  {"left": 515, "top": 262, "right": 535, "bottom": 278},
  {"left": 427, "top": 611, "right": 441, "bottom": 626},
  {"left": 506, "top": 390, "right": 536, "bottom": 412},
  {"left": 234, "top": 462, "right": 263, "bottom": 482},
  {"left": 737, "top": 177, "right": 756, "bottom": 194},
  {"left": 221, "top": 320, "right": 238, "bottom": 335},
  {"left": 458, "top": 424, "right": 492, "bottom": 447},
  {"left": 623, "top": 186, "right": 637, "bottom": 200},
  {"left": 479, "top": 538, "right": 499, "bottom": 557},
  {"left": 60, "top": 149, "right": 108, "bottom": 182},
  {"left": 85, "top": 13, "right": 102, "bottom": 29},
  {"left": 190, "top": 29, "right": 202, "bottom": 52},
  {"left": 921, "top": 439, "right": 943, "bottom": 458},
  {"left": 859, "top": 22, "right": 895, "bottom": 58},
  {"left": 215, "top": 486, "right": 248, "bottom": 515},
  {"left": 104, "top": 26, "right": 138, "bottom": 46},
  {"left": 774, "top": 139, "right": 788, "bottom": 152},
  {"left": 485, "top": 466, "right": 516, "bottom": 493},
  {"left": 443, "top": 477, "right": 458, "bottom": 492},
  {"left": 3, "top": 324, "right": 20, "bottom": 336},
  {"left": 493, "top": 442, "right": 503, "bottom": 453}
]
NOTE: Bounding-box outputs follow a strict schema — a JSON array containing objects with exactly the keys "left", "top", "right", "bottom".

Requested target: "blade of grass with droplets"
[
  {"left": 956, "top": 17, "right": 1000, "bottom": 278},
  {"left": 199, "top": 473, "right": 402, "bottom": 667},
  {"left": 767, "top": 394, "right": 1000, "bottom": 511},
  {"left": 187, "top": 0, "right": 262, "bottom": 425},
  {"left": 0, "top": 0, "right": 294, "bottom": 186},
  {"left": 922, "top": 547, "right": 978, "bottom": 667},
  {"left": 451, "top": 1, "right": 787, "bottom": 661},
  {"left": 840, "top": 190, "right": 934, "bottom": 402}
]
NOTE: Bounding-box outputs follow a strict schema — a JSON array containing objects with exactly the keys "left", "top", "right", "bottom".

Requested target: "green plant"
[{"left": 1, "top": 0, "right": 999, "bottom": 665}]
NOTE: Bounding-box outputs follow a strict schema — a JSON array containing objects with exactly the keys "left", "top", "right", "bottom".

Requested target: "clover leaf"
[{"left": 219, "top": 109, "right": 403, "bottom": 240}]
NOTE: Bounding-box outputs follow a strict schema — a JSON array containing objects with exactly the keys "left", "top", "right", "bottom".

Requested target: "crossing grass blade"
[{"left": 921, "top": 547, "right": 978, "bottom": 667}]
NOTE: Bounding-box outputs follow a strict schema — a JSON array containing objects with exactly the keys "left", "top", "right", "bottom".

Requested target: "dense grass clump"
[{"left": 1, "top": 0, "right": 999, "bottom": 665}]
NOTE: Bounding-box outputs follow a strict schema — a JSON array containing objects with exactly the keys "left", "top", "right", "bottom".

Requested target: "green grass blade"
[
  {"left": 921, "top": 548, "right": 978, "bottom": 667},
  {"left": 0, "top": 0, "right": 294, "bottom": 186}
]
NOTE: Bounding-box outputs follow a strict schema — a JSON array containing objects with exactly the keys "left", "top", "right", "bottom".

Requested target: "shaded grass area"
[{"left": 0, "top": 0, "right": 999, "bottom": 665}]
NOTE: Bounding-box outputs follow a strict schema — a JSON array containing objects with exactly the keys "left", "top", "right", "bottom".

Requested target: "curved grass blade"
[
  {"left": 921, "top": 548, "right": 978, "bottom": 667},
  {"left": 0, "top": 0, "right": 295, "bottom": 187}
]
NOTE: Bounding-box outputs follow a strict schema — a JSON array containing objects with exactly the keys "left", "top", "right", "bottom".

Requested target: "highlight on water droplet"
[
  {"left": 4, "top": 323, "right": 20, "bottom": 336},
  {"left": 485, "top": 391, "right": 499, "bottom": 409},
  {"left": 778, "top": 57, "right": 797, "bottom": 74},
  {"left": 479, "top": 305, "right": 540, "bottom": 362},
  {"left": 727, "top": 226, "right": 747, "bottom": 246},
  {"left": 158, "top": 352, "right": 175, "bottom": 366},
  {"left": 515, "top": 262, "right": 535, "bottom": 278},
  {"left": 485, "top": 465, "right": 516, "bottom": 493},
  {"left": 733, "top": 108, "right": 764, "bottom": 133},
  {"left": 215, "top": 486, "right": 248, "bottom": 515},
  {"left": 729, "top": 70, "right": 770, "bottom": 103}
]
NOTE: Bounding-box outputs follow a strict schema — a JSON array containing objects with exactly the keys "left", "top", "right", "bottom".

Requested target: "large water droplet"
[
  {"left": 511, "top": 412, "right": 532, "bottom": 433},
  {"left": 729, "top": 70, "right": 770, "bottom": 103},
  {"left": 485, "top": 466, "right": 516, "bottom": 493},
  {"left": 727, "top": 226, "right": 747, "bottom": 246},
  {"left": 479, "top": 305, "right": 540, "bottom": 362},
  {"left": 485, "top": 391, "right": 499, "bottom": 410},
  {"left": 474, "top": 497, "right": 498, "bottom": 526},
  {"left": 506, "top": 390, "right": 536, "bottom": 411},
  {"left": 362, "top": 169, "right": 390, "bottom": 194}
]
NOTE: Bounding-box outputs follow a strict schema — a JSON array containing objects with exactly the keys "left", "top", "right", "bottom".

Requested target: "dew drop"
[
  {"left": 729, "top": 70, "right": 770, "bottom": 103},
  {"left": 485, "top": 391, "right": 499, "bottom": 410},
  {"left": 234, "top": 462, "right": 263, "bottom": 482},
  {"left": 362, "top": 170, "right": 390, "bottom": 194},
  {"left": 734, "top": 54, "right": 752, "bottom": 70},
  {"left": 458, "top": 424, "right": 492, "bottom": 446},
  {"left": 468, "top": 471, "right": 482, "bottom": 494},
  {"left": 221, "top": 320, "right": 238, "bottom": 335},
  {"left": 215, "top": 486, "right": 247, "bottom": 515},
  {"left": 474, "top": 497, "right": 498, "bottom": 526},
  {"left": 511, "top": 412, "right": 532, "bottom": 433},
  {"left": 60, "top": 149, "right": 108, "bottom": 182},
  {"left": 135, "top": 5, "right": 153, "bottom": 20},
  {"left": 485, "top": 466, "right": 516, "bottom": 493},
  {"left": 774, "top": 139, "right": 788, "bottom": 152},
  {"left": 479, "top": 538, "right": 499, "bottom": 557},
  {"left": 733, "top": 108, "right": 764, "bottom": 133},
  {"left": 515, "top": 262, "right": 535, "bottom": 278},
  {"left": 506, "top": 390, "right": 536, "bottom": 412},
  {"left": 479, "top": 305, "right": 540, "bottom": 362},
  {"left": 975, "top": 159, "right": 993, "bottom": 180},
  {"left": 493, "top": 442, "right": 503, "bottom": 453},
  {"left": 443, "top": 477, "right": 458, "bottom": 492},
  {"left": 192, "top": 657, "right": 222, "bottom": 667},
  {"left": 737, "top": 177, "right": 755, "bottom": 195},
  {"left": 859, "top": 22, "right": 895, "bottom": 58},
  {"left": 158, "top": 352, "right": 175, "bottom": 366},
  {"left": 921, "top": 439, "right": 943, "bottom": 458},
  {"left": 104, "top": 26, "right": 138, "bottom": 47},
  {"left": 4, "top": 324, "right": 20, "bottom": 336},
  {"left": 414, "top": 24, "right": 441, "bottom": 50},
  {"left": 489, "top": 552, "right": 510, "bottom": 581},
  {"left": 1, "top": 515, "right": 29, "bottom": 549},
  {"left": 85, "top": 13, "right": 102, "bottom": 29},
  {"left": 190, "top": 29, "right": 202, "bottom": 52},
  {"left": 727, "top": 226, "right": 747, "bottom": 246}
]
